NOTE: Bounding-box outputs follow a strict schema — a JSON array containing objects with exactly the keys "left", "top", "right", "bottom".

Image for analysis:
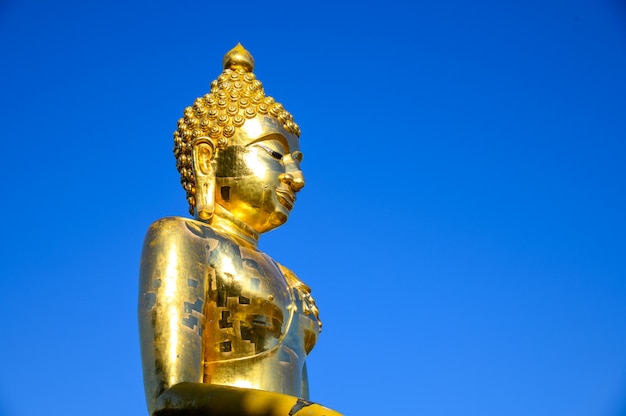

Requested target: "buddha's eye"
[{"left": 256, "top": 144, "right": 283, "bottom": 160}]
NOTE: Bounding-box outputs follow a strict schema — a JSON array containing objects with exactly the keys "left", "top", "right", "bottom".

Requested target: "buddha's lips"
[{"left": 275, "top": 188, "right": 295, "bottom": 210}]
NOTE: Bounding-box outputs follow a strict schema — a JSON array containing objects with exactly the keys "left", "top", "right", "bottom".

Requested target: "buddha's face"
[{"left": 213, "top": 115, "right": 305, "bottom": 233}]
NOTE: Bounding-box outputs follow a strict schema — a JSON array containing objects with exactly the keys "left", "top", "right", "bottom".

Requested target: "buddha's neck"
[{"left": 210, "top": 205, "right": 259, "bottom": 249}]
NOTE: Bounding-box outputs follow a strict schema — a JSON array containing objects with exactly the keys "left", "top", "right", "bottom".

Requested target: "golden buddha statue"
[{"left": 138, "top": 44, "right": 341, "bottom": 416}]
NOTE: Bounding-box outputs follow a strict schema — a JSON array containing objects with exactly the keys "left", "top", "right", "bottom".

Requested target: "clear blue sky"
[{"left": 1, "top": 1, "right": 625, "bottom": 415}]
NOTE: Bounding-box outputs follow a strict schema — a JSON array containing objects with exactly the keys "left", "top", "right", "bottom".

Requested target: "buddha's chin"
[{"left": 269, "top": 211, "right": 288, "bottom": 226}]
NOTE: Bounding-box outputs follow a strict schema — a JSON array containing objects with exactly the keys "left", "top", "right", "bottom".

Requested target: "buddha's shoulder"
[{"left": 144, "top": 216, "right": 220, "bottom": 243}]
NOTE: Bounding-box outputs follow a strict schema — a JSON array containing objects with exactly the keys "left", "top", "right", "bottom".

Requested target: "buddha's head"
[{"left": 173, "top": 44, "right": 304, "bottom": 234}]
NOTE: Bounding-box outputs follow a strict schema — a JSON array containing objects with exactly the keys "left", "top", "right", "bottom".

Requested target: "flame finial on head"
[{"left": 222, "top": 43, "right": 255, "bottom": 72}]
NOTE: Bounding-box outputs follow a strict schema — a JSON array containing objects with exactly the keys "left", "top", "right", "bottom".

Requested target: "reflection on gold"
[
  {"left": 232, "top": 379, "right": 254, "bottom": 389},
  {"left": 167, "top": 308, "right": 178, "bottom": 379},
  {"left": 164, "top": 249, "right": 178, "bottom": 299},
  {"left": 244, "top": 149, "right": 268, "bottom": 178},
  {"left": 138, "top": 44, "right": 341, "bottom": 415},
  {"left": 240, "top": 117, "right": 264, "bottom": 142},
  {"left": 164, "top": 250, "right": 179, "bottom": 366}
]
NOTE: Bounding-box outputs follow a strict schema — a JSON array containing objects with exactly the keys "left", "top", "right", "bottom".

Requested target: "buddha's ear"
[{"left": 192, "top": 137, "right": 216, "bottom": 221}]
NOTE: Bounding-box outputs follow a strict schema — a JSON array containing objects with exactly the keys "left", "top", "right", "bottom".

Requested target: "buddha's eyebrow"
[{"left": 247, "top": 134, "right": 288, "bottom": 153}]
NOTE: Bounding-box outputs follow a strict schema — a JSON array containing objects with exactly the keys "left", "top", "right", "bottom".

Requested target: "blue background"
[{"left": 1, "top": 1, "right": 625, "bottom": 415}]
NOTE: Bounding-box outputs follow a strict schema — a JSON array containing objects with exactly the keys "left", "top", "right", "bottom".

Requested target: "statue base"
[{"left": 153, "top": 383, "right": 342, "bottom": 416}]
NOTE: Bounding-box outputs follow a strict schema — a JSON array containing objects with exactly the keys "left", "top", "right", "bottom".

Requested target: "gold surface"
[{"left": 138, "top": 44, "right": 340, "bottom": 415}]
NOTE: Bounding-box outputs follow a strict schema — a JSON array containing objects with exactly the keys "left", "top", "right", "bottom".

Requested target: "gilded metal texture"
[{"left": 139, "top": 44, "right": 340, "bottom": 415}]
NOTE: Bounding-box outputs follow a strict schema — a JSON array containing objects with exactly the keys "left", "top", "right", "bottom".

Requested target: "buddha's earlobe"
[{"left": 192, "top": 138, "right": 216, "bottom": 221}]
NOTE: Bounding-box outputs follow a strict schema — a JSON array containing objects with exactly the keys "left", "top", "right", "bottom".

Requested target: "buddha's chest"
[{"left": 203, "top": 240, "right": 315, "bottom": 362}]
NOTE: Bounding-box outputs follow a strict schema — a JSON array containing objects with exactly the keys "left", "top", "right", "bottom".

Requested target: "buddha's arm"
[
  {"left": 301, "top": 362, "right": 310, "bottom": 399},
  {"left": 276, "top": 262, "right": 322, "bottom": 337},
  {"left": 275, "top": 262, "right": 322, "bottom": 400},
  {"left": 138, "top": 218, "right": 208, "bottom": 414}
]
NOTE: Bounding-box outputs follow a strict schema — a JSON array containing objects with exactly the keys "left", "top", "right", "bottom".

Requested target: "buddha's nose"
[{"left": 279, "top": 170, "right": 305, "bottom": 192}]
